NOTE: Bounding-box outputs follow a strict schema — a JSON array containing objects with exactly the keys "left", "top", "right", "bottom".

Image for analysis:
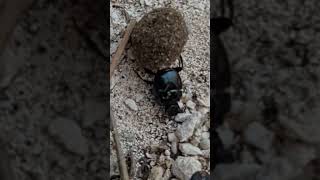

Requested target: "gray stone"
[
  {"left": 149, "top": 166, "right": 164, "bottom": 180},
  {"left": 171, "top": 141, "right": 178, "bottom": 155},
  {"left": 124, "top": 98, "right": 138, "bottom": 111},
  {"left": 199, "top": 138, "right": 210, "bottom": 150},
  {"left": 197, "top": 96, "right": 210, "bottom": 107},
  {"left": 175, "top": 112, "right": 202, "bottom": 142},
  {"left": 186, "top": 100, "right": 196, "bottom": 110},
  {"left": 174, "top": 113, "right": 192, "bottom": 123},
  {"left": 243, "top": 122, "right": 274, "bottom": 152},
  {"left": 179, "top": 143, "right": 203, "bottom": 156},
  {"left": 171, "top": 156, "right": 202, "bottom": 180},
  {"left": 164, "top": 149, "right": 171, "bottom": 156},
  {"left": 49, "top": 118, "right": 88, "bottom": 155},
  {"left": 168, "top": 133, "right": 177, "bottom": 142}
]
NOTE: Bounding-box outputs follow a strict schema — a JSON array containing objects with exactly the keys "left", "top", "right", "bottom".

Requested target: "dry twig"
[
  {"left": 110, "top": 20, "right": 136, "bottom": 77},
  {"left": 110, "top": 19, "right": 136, "bottom": 180}
]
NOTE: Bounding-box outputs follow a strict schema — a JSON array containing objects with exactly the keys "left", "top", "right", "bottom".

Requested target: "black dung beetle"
[{"left": 135, "top": 56, "right": 184, "bottom": 116}]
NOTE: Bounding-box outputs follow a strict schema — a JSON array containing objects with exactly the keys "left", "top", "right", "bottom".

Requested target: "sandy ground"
[{"left": 110, "top": 0, "right": 210, "bottom": 178}]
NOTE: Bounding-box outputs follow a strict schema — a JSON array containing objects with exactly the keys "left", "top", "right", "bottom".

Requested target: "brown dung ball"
[{"left": 131, "top": 7, "right": 188, "bottom": 70}]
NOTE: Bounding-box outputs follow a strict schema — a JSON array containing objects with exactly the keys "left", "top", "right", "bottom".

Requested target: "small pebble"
[
  {"left": 172, "top": 156, "right": 202, "bottom": 180},
  {"left": 186, "top": 100, "right": 196, "bottom": 110},
  {"left": 149, "top": 166, "right": 164, "bottom": 180},
  {"left": 199, "top": 138, "right": 210, "bottom": 150},
  {"left": 197, "top": 96, "right": 209, "bottom": 107},
  {"left": 168, "top": 133, "right": 177, "bottom": 142},
  {"left": 165, "top": 149, "right": 171, "bottom": 156},
  {"left": 174, "top": 112, "right": 192, "bottom": 123},
  {"left": 171, "top": 141, "right": 178, "bottom": 155},
  {"left": 179, "top": 143, "right": 203, "bottom": 156},
  {"left": 124, "top": 98, "right": 138, "bottom": 111}
]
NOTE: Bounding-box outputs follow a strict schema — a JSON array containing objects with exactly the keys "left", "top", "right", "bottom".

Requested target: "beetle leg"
[
  {"left": 179, "top": 55, "right": 184, "bottom": 69},
  {"left": 133, "top": 69, "right": 153, "bottom": 85},
  {"left": 144, "top": 68, "right": 156, "bottom": 75}
]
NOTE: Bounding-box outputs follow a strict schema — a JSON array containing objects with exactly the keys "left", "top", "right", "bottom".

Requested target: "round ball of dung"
[{"left": 131, "top": 7, "right": 188, "bottom": 70}]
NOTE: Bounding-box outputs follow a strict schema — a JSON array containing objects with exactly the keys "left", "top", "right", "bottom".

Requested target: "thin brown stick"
[
  {"left": 110, "top": 19, "right": 136, "bottom": 180},
  {"left": 111, "top": 111, "right": 130, "bottom": 180},
  {"left": 110, "top": 20, "right": 136, "bottom": 78}
]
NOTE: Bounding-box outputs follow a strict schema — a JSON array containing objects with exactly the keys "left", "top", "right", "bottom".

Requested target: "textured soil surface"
[
  {"left": 0, "top": 0, "right": 108, "bottom": 179},
  {"left": 212, "top": 0, "right": 320, "bottom": 179},
  {"left": 111, "top": 0, "right": 210, "bottom": 179}
]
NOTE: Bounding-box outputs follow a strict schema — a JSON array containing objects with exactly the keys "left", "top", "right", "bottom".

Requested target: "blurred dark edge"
[{"left": 0, "top": 0, "right": 110, "bottom": 179}]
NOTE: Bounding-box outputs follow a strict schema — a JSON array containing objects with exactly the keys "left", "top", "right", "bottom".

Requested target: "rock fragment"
[
  {"left": 124, "top": 98, "right": 138, "bottom": 111},
  {"left": 199, "top": 138, "right": 210, "bottom": 150},
  {"left": 179, "top": 143, "right": 203, "bottom": 156},
  {"left": 174, "top": 113, "right": 192, "bottom": 123},
  {"left": 149, "top": 166, "right": 164, "bottom": 180},
  {"left": 175, "top": 112, "right": 202, "bottom": 142},
  {"left": 186, "top": 100, "right": 196, "bottom": 110},
  {"left": 172, "top": 156, "right": 202, "bottom": 180}
]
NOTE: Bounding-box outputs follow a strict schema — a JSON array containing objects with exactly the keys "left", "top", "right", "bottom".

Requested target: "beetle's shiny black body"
[
  {"left": 153, "top": 68, "right": 183, "bottom": 116},
  {"left": 135, "top": 56, "right": 184, "bottom": 116}
]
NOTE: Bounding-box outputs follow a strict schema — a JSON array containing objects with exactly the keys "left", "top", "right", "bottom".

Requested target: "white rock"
[
  {"left": 213, "top": 163, "right": 261, "bottom": 180},
  {"left": 174, "top": 113, "right": 192, "bottom": 123},
  {"left": 175, "top": 112, "right": 202, "bottom": 142},
  {"left": 243, "top": 121, "right": 274, "bottom": 152},
  {"left": 124, "top": 98, "right": 138, "bottom": 111},
  {"left": 178, "top": 101, "right": 184, "bottom": 110},
  {"left": 216, "top": 126, "right": 235, "bottom": 149},
  {"left": 186, "top": 100, "right": 196, "bottom": 110},
  {"left": 171, "top": 141, "right": 178, "bottom": 155},
  {"left": 202, "top": 150, "right": 210, "bottom": 158},
  {"left": 199, "top": 107, "right": 209, "bottom": 115},
  {"left": 168, "top": 133, "right": 177, "bottom": 142},
  {"left": 197, "top": 96, "right": 210, "bottom": 107},
  {"left": 179, "top": 143, "right": 203, "bottom": 156},
  {"left": 201, "top": 132, "right": 210, "bottom": 139},
  {"left": 199, "top": 138, "right": 210, "bottom": 150},
  {"left": 190, "top": 136, "right": 201, "bottom": 147},
  {"left": 149, "top": 166, "right": 164, "bottom": 180},
  {"left": 164, "top": 149, "right": 171, "bottom": 156},
  {"left": 171, "top": 156, "right": 202, "bottom": 180}
]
